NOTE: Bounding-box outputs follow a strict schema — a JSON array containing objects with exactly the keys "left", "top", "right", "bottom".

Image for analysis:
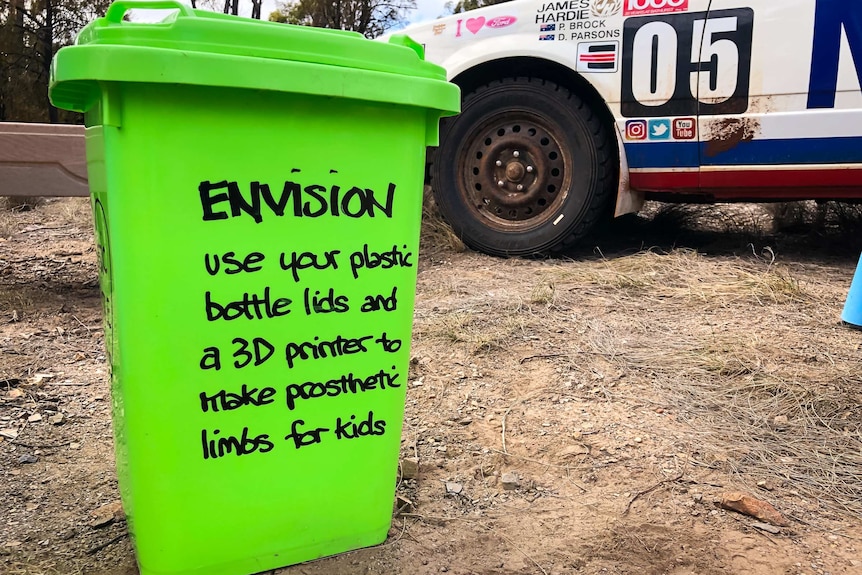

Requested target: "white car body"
[{"left": 401, "top": 0, "right": 862, "bottom": 253}]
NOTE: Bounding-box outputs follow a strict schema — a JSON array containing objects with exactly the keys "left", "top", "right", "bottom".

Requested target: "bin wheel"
[{"left": 429, "top": 77, "right": 617, "bottom": 257}]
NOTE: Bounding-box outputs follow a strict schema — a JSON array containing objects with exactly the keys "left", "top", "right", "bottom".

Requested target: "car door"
[
  {"left": 620, "top": 0, "right": 715, "bottom": 192},
  {"left": 699, "top": 0, "right": 862, "bottom": 197}
]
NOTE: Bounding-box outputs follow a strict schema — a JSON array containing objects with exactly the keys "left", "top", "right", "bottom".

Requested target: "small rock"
[
  {"left": 773, "top": 415, "right": 789, "bottom": 428},
  {"left": 70, "top": 442, "right": 81, "bottom": 450},
  {"left": 693, "top": 493, "right": 704, "bottom": 503},
  {"left": 90, "top": 501, "right": 124, "bottom": 528},
  {"left": 849, "top": 560, "right": 861, "bottom": 568},
  {"left": 59, "top": 528, "right": 77, "bottom": 541},
  {"left": 716, "top": 491, "right": 789, "bottom": 527},
  {"left": 32, "top": 373, "right": 55, "bottom": 384},
  {"left": 757, "top": 479, "right": 775, "bottom": 491},
  {"left": 634, "top": 436, "right": 642, "bottom": 443},
  {"left": 6, "top": 388, "right": 23, "bottom": 399},
  {"left": 559, "top": 444, "right": 590, "bottom": 457},
  {"left": 752, "top": 522, "right": 782, "bottom": 534},
  {"left": 501, "top": 472, "right": 520, "bottom": 490},
  {"left": 458, "top": 417, "right": 473, "bottom": 425},
  {"left": 445, "top": 482, "right": 463, "bottom": 495},
  {"left": 401, "top": 457, "right": 420, "bottom": 479},
  {"left": 27, "top": 413, "right": 43, "bottom": 423},
  {"left": 18, "top": 454, "right": 38, "bottom": 464},
  {"left": 49, "top": 413, "right": 65, "bottom": 425}
]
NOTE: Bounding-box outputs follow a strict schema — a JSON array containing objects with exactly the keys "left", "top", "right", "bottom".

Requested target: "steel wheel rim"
[{"left": 457, "top": 111, "right": 572, "bottom": 232}]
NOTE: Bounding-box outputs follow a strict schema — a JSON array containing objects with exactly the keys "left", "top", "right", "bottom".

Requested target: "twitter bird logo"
[{"left": 648, "top": 119, "right": 671, "bottom": 140}]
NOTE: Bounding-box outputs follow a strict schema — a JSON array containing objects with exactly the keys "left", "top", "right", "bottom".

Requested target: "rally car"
[{"left": 400, "top": 0, "right": 862, "bottom": 256}]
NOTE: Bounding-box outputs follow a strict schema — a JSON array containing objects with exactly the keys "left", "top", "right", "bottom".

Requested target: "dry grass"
[
  {"left": 553, "top": 249, "right": 808, "bottom": 307},
  {"left": 414, "top": 198, "right": 861, "bottom": 517},
  {"left": 646, "top": 202, "right": 775, "bottom": 236},
  {"left": 420, "top": 186, "right": 465, "bottom": 254},
  {"left": 0, "top": 197, "right": 38, "bottom": 238},
  {"left": 532, "top": 247, "right": 862, "bottom": 517},
  {"left": 416, "top": 306, "right": 527, "bottom": 354},
  {"left": 767, "top": 200, "right": 862, "bottom": 233},
  {"left": 1, "top": 197, "right": 92, "bottom": 238},
  {"left": 49, "top": 197, "right": 93, "bottom": 230}
]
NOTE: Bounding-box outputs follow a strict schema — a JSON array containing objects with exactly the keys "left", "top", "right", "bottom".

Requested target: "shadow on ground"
[{"left": 572, "top": 201, "right": 862, "bottom": 264}]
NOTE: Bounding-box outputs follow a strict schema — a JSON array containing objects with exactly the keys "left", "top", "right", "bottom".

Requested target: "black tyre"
[{"left": 430, "top": 77, "right": 617, "bottom": 256}]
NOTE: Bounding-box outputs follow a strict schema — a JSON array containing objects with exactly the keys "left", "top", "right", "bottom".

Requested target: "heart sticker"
[{"left": 466, "top": 17, "right": 486, "bottom": 34}]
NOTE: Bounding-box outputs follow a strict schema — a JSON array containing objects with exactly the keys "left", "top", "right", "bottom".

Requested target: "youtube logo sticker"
[{"left": 672, "top": 118, "right": 696, "bottom": 140}]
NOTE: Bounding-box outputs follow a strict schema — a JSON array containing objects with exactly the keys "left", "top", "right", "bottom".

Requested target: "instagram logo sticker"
[{"left": 625, "top": 120, "right": 647, "bottom": 140}]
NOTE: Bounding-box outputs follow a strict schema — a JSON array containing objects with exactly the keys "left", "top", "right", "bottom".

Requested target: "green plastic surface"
[
  {"left": 49, "top": 3, "right": 459, "bottom": 574},
  {"left": 50, "top": 0, "right": 458, "bottom": 126}
]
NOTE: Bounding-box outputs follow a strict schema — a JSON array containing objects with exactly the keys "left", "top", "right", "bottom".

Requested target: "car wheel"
[{"left": 430, "top": 77, "right": 617, "bottom": 256}]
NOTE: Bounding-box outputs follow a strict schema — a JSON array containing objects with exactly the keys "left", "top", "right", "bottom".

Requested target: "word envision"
[{"left": 199, "top": 179, "right": 396, "bottom": 223}]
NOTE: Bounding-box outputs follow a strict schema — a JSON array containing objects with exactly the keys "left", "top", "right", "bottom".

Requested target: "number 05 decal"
[{"left": 621, "top": 8, "right": 754, "bottom": 118}]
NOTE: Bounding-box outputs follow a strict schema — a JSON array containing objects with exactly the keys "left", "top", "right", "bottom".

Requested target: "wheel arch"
[{"left": 449, "top": 57, "right": 642, "bottom": 218}]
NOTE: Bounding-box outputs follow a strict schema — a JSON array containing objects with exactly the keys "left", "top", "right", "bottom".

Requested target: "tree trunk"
[{"left": 43, "top": 0, "right": 58, "bottom": 123}]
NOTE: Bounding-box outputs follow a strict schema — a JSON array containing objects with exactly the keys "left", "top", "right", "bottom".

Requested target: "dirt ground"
[{"left": 2, "top": 196, "right": 861, "bottom": 575}]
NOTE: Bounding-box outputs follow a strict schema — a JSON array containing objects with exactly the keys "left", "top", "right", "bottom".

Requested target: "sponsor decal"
[
  {"left": 539, "top": 34, "right": 556, "bottom": 41},
  {"left": 672, "top": 118, "right": 696, "bottom": 140},
  {"left": 466, "top": 17, "right": 485, "bottom": 34},
  {"left": 626, "top": 118, "right": 697, "bottom": 141},
  {"left": 576, "top": 41, "right": 619, "bottom": 73},
  {"left": 433, "top": 23, "right": 446, "bottom": 35},
  {"left": 456, "top": 15, "right": 516, "bottom": 36},
  {"left": 534, "top": 21, "right": 621, "bottom": 41},
  {"left": 808, "top": 0, "right": 862, "bottom": 109},
  {"left": 623, "top": 0, "right": 688, "bottom": 17},
  {"left": 591, "top": 0, "right": 622, "bottom": 18},
  {"left": 621, "top": 8, "right": 753, "bottom": 117},
  {"left": 538, "top": 0, "right": 590, "bottom": 12},
  {"left": 534, "top": 1, "right": 621, "bottom": 40},
  {"left": 536, "top": 0, "right": 590, "bottom": 24},
  {"left": 625, "top": 119, "right": 647, "bottom": 140},
  {"left": 567, "top": 28, "right": 620, "bottom": 41},
  {"left": 487, "top": 16, "right": 517, "bottom": 29},
  {"left": 455, "top": 18, "right": 486, "bottom": 36},
  {"left": 648, "top": 119, "right": 671, "bottom": 140}
]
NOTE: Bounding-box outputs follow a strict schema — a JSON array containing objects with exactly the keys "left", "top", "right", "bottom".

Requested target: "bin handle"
[{"left": 105, "top": 1, "right": 195, "bottom": 24}]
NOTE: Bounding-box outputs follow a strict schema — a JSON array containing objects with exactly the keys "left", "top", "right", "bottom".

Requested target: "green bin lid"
[{"left": 49, "top": 0, "right": 460, "bottom": 116}]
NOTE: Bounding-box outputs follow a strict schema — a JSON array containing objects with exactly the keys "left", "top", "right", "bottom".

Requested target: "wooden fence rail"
[{"left": 0, "top": 123, "right": 88, "bottom": 197}]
